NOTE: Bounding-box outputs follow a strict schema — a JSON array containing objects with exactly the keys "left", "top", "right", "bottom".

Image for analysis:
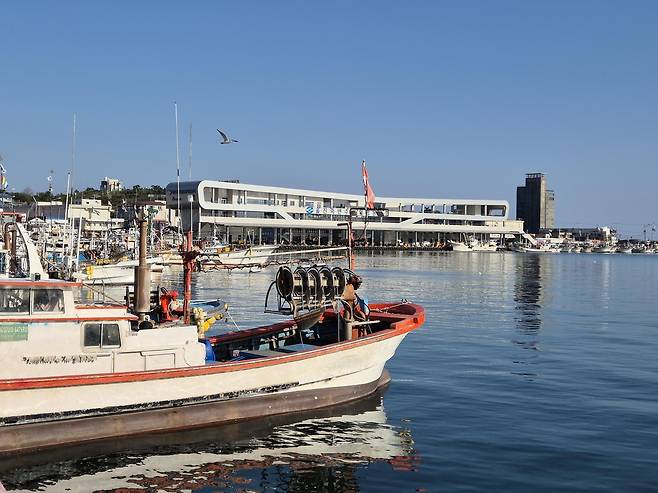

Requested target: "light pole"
[
  {"left": 642, "top": 223, "right": 655, "bottom": 242},
  {"left": 188, "top": 194, "right": 194, "bottom": 238},
  {"left": 338, "top": 218, "right": 354, "bottom": 271}
]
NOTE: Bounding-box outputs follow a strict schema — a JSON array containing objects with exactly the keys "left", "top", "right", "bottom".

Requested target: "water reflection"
[
  {"left": 514, "top": 255, "right": 544, "bottom": 332},
  {"left": 511, "top": 255, "right": 553, "bottom": 378},
  {"left": 0, "top": 388, "right": 417, "bottom": 492}
]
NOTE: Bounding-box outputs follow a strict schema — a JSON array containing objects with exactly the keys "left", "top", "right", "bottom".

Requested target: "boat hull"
[
  {"left": 0, "top": 370, "right": 391, "bottom": 456},
  {"left": 0, "top": 302, "right": 424, "bottom": 455}
]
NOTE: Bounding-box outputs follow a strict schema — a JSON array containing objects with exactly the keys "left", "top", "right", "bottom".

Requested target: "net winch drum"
[
  {"left": 267, "top": 265, "right": 356, "bottom": 317},
  {"left": 275, "top": 266, "right": 294, "bottom": 301},
  {"left": 293, "top": 267, "right": 310, "bottom": 305},
  {"left": 318, "top": 266, "right": 334, "bottom": 300},
  {"left": 331, "top": 267, "right": 347, "bottom": 298},
  {"left": 307, "top": 267, "right": 323, "bottom": 304}
]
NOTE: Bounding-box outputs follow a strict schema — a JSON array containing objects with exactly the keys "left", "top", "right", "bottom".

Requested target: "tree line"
[{"left": 9, "top": 184, "right": 167, "bottom": 207}]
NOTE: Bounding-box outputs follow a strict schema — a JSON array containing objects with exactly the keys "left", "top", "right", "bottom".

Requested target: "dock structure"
[{"left": 166, "top": 180, "right": 528, "bottom": 246}]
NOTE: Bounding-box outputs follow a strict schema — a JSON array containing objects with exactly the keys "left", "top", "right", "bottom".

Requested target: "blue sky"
[{"left": 2, "top": 1, "right": 658, "bottom": 237}]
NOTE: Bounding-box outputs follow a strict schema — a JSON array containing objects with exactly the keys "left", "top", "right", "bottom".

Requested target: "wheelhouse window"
[
  {"left": 83, "top": 323, "right": 121, "bottom": 349},
  {"left": 0, "top": 289, "right": 30, "bottom": 314},
  {"left": 33, "top": 289, "right": 64, "bottom": 313}
]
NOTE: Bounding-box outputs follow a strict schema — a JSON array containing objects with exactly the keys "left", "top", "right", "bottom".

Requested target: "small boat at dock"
[
  {"left": 592, "top": 244, "right": 615, "bottom": 254},
  {"left": 448, "top": 235, "right": 497, "bottom": 252},
  {"left": 71, "top": 256, "right": 164, "bottom": 285}
]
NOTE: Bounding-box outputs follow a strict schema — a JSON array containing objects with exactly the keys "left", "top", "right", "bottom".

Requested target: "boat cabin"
[{"left": 0, "top": 279, "right": 206, "bottom": 380}]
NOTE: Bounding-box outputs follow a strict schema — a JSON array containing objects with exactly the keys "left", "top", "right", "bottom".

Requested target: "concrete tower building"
[{"left": 516, "top": 173, "right": 555, "bottom": 234}]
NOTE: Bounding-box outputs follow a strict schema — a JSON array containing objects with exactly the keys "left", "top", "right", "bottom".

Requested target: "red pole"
[{"left": 182, "top": 230, "right": 194, "bottom": 325}]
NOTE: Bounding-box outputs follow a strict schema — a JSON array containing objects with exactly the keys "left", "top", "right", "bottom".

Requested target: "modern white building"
[{"left": 166, "top": 180, "right": 527, "bottom": 245}]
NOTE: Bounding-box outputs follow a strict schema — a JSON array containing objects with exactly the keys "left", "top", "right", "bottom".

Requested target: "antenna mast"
[
  {"left": 71, "top": 113, "right": 76, "bottom": 201},
  {"left": 188, "top": 123, "right": 193, "bottom": 180},
  {"left": 174, "top": 102, "right": 181, "bottom": 233}
]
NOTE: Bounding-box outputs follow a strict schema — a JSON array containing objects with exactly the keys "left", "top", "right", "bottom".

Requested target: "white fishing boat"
[
  {"left": 200, "top": 244, "right": 277, "bottom": 269},
  {"left": 513, "top": 242, "right": 558, "bottom": 253},
  {"left": 72, "top": 256, "right": 164, "bottom": 285},
  {"left": 448, "top": 236, "right": 497, "bottom": 252},
  {"left": 0, "top": 221, "right": 425, "bottom": 455},
  {"left": 592, "top": 244, "right": 615, "bottom": 254},
  {"left": 159, "top": 244, "right": 276, "bottom": 269}
]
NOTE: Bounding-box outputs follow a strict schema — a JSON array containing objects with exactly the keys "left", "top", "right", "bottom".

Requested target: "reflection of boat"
[
  {"left": 0, "top": 223, "right": 425, "bottom": 455},
  {"left": 0, "top": 385, "right": 416, "bottom": 492}
]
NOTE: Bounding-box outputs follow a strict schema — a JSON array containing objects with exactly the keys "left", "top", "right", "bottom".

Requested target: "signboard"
[
  {"left": 305, "top": 206, "right": 350, "bottom": 216},
  {"left": 0, "top": 323, "right": 28, "bottom": 342},
  {"left": 350, "top": 208, "right": 390, "bottom": 218},
  {"left": 305, "top": 206, "right": 389, "bottom": 218}
]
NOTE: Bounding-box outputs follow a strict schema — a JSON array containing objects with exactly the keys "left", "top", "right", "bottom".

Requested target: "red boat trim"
[
  {"left": 75, "top": 304, "right": 128, "bottom": 310},
  {"left": 0, "top": 280, "right": 82, "bottom": 288},
  {"left": 0, "top": 303, "right": 424, "bottom": 391},
  {"left": 0, "top": 316, "right": 139, "bottom": 323}
]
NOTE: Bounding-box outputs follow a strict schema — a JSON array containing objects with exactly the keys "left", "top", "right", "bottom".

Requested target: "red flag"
[{"left": 361, "top": 160, "right": 376, "bottom": 209}]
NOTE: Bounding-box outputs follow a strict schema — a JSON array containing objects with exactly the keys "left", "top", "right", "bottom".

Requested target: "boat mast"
[
  {"left": 66, "top": 114, "right": 76, "bottom": 272},
  {"left": 174, "top": 102, "right": 181, "bottom": 234},
  {"left": 188, "top": 123, "right": 192, "bottom": 180},
  {"left": 362, "top": 160, "right": 368, "bottom": 244}
]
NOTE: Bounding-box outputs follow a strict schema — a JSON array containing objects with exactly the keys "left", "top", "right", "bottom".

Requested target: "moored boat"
[
  {"left": 448, "top": 236, "right": 497, "bottom": 252},
  {"left": 160, "top": 244, "right": 276, "bottom": 269},
  {"left": 0, "top": 220, "right": 425, "bottom": 455},
  {"left": 592, "top": 244, "right": 615, "bottom": 254},
  {"left": 72, "top": 256, "right": 164, "bottom": 285}
]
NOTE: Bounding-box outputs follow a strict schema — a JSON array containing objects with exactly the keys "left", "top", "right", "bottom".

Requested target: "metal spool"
[
  {"left": 318, "top": 266, "right": 334, "bottom": 300},
  {"left": 307, "top": 267, "right": 323, "bottom": 304},
  {"left": 331, "top": 267, "right": 346, "bottom": 297},
  {"left": 275, "top": 266, "right": 294, "bottom": 300},
  {"left": 293, "top": 267, "right": 310, "bottom": 305}
]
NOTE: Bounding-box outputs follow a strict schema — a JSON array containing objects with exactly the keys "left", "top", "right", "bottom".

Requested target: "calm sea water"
[{"left": 2, "top": 252, "right": 658, "bottom": 492}]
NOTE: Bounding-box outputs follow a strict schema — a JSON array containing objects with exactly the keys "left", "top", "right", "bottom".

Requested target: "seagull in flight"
[{"left": 217, "top": 129, "right": 238, "bottom": 144}]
